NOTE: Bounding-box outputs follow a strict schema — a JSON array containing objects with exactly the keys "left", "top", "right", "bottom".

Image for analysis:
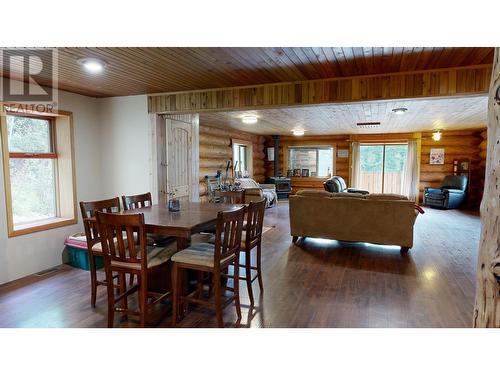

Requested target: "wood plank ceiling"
[
  {"left": 0, "top": 47, "right": 494, "bottom": 97},
  {"left": 199, "top": 96, "right": 488, "bottom": 135}
]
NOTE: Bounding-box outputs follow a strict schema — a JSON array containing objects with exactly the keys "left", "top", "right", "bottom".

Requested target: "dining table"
[{"left": 127, "top": 201, "right": 243, "bottom": 250}]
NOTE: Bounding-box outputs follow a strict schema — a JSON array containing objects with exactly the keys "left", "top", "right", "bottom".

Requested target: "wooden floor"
[{"left": 0, "top": 202, "right": 481, "bottom": 328}]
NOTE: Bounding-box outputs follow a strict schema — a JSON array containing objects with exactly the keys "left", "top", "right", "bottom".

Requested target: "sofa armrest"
[{"left": 443, "top": 188, "right": 465, "bottom": 195}]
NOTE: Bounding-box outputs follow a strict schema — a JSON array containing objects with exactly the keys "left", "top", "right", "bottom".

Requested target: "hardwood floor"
[{"left": 0, "top": 202, "right": 480, "bottom": 328}]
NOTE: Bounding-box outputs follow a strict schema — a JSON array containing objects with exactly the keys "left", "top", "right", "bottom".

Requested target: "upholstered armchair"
[
  {"left": 236, "top": 178, "right": 278, "bottom": 208},
  {"left": 323, "top": 176, "right": 369, "bottom": 195},
  {"left": 424, "top": 175, "right": 468, "bottom": 209}
]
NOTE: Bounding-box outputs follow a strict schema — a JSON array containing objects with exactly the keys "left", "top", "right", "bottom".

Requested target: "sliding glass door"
[{"left": 359, "top": 143, "right": 408, "bottom": 194}]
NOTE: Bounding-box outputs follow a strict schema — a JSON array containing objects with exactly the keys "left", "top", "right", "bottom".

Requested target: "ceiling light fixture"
[
  {"left": 78, "top": 57, "right": 107, "bottom": 73},
  {"left": 241, "top": 115, "right": 258, "bottom": 124},
  {"left": 292, "top": 129, "right": 305, "bottom": 136},
  {"left": 432, "top": 130, "right": 442, "bottom": 142},
  {"left": 392, "top": 107, "right": 408, "bottom": 115}
]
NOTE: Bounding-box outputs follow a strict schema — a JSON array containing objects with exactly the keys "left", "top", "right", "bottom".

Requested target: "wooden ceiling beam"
[{"left": 148, "top": 64, "right": 492, "bottom": 114}]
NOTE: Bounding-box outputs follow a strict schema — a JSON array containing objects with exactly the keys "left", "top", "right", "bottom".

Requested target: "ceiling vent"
[{"left": 356, "top": 121, "right": 381, "bottom": 129}]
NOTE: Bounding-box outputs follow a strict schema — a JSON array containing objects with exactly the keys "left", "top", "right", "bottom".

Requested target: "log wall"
[
  {"left": 199, "top": 124, "right": 265, "bottom": 201},
  {"left": 419, "top": 129, "right": 486, "bottom": 207},
  {"left": 264, "top": 130, "right": 487, "bottom": 206}
]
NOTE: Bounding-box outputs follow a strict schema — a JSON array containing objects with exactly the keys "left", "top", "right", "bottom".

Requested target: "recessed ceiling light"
[
  {"left": 241, "top": 115, "right": 258, "bottom": 124},
  {"left": 392, "top": 107, "right": 408, "bottom": 115},
  {"left": 78, "top": 57, "right": 106, "bottom": 73},
  {"left": 292, "top": 129, "right": 305, "bottom": 136}
]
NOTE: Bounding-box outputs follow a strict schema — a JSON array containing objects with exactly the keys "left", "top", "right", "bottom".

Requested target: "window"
[
  {"left": 1, "top": 110, "right": 77, "bottom": 236},
  {"left": 359, "top": 143, "right": 408, "bottom": 194},
  {"left": 288, "top": 146, "right": 334, "bottom": 177},
  {"left": 232, "top": 140, "right": 253, "bottom": 178},
  {"left": 6, "top": 114, "right": 57, "bottom": 225}
]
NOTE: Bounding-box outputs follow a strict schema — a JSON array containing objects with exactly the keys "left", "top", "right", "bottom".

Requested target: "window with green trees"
[{"left": 6, "top": 114, "right": 57, "bottom": 225}]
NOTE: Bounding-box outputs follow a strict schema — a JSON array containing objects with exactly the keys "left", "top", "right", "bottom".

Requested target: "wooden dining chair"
[
  {"left": 170, "top": 206, "right": 246, "bottom": 327},
  {"left": 235, "top": 199, "right": 266, "bottom": 306},
  {"left": 121, "top": 192, "right": 153, "bottom": 210},
  {"left": 95, "top": 211, "right": 176, "bottom": 327},
  {"left": 122, "top": 192, "right": 174, "bottom": 243},
  {"left": 80, "top": 197, "right": 121, "bottom": 308},
  {"left": 122, "top": 192, "right": 175, "bottom": 285}
]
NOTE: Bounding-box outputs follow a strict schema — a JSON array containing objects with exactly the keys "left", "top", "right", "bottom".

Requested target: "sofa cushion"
[
  {"left": 366, "top": 193, "right": 408, "bottom": 201},
  {"left": 331, "top": 192, "right": 367, "bottom": 199},
  {"left": 111, "top": 244, "right": 177, "bottom": 270}
]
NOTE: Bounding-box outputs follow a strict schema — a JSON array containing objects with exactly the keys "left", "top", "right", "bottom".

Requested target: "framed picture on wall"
[{"left": 430, "top": 148, "right": 445, "bottom": 165}]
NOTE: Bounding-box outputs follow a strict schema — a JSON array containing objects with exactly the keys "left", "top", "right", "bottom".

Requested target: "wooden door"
[
  {"left": 166, "top": 119, "right": 191, "bottom": 202},
  {"left": 154, "top": 114, "right": 199, "bottom": 204}
]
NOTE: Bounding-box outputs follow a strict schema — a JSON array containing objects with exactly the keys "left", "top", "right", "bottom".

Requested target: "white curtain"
[
  {"left": 351, "top": 141, "right": 361, "bottom": 188},
  {"left": 402, "top": 140, "right": 418, "bottom": 201}
]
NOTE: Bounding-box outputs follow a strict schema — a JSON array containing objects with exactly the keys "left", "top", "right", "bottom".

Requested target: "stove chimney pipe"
[{"left": 272, "top": 135, "right": 280, "bottom": 177}]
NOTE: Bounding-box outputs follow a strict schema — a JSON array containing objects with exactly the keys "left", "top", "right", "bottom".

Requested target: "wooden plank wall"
[
  {"left": 199, "top": 124, "right": 265, "bottom": 201},
  {"left": 148, "top": 65, "right": 492, "bottom": 114},
  {"left": 264, "top": 129, "right": 487, "bottom": 207},
  {"left": 419, "top": 129, "right": 486, "bottom": 207}
]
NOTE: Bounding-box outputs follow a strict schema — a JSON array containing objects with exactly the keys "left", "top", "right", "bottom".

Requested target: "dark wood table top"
[{"left": 127, "top": 202, "right": 243, "bottom": 234}]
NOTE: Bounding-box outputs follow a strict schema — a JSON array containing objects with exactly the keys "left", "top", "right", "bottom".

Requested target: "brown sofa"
[{"left": 289, "top": 190, "right": 421, "bottom": 252}]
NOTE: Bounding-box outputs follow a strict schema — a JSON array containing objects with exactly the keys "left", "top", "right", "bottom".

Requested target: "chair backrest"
[
  {"left": 122, "top": 192, "right": 153, "bottom": 210},
  {"left": 79, "top": 197, "right": 121, "bottom": 244},
  {"left": 324, "top": 176, "right": 345, "bottom": 193},
  {"left": 213, "top": 206, "right": 246, "bottom": 269},
  {"left": 245, "top": 199, "right": 266, "bottom": 248},
  {"left": 335, "top": 176, "right": 347, "bottom": 191},
  {"left": 95, "top": 211, "right": 147, "bottom": 269},
  {"left": 441, "top": 175, "right": 468, "bottom": 191}
]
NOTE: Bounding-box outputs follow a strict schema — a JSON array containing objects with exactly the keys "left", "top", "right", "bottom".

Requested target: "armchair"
[
  {"left": 323, "top": 176, "right": 369, "bottom": 195},
  {"left": 424, "top": 175, "right": 468, "bottom": 209}
]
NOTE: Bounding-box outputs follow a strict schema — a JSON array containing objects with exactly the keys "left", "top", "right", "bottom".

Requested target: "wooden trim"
[
  {"left": 148, "top": 65, "right": 492, "bottom": 114},
  {"left": 8, "top": 217, "right": 78, "bottom": 238},
  {"left": 9, "top": 152, "right": 57, "bottom": 159},
  {"left": 0, "top": 113, "right": 14, "bottom": 235}
]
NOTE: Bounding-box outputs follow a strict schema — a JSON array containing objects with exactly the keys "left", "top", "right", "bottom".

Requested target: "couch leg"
[
  {"left": 400, "top": 246, "right": 410, "bottom": 253},
  {"left": 292, "top": 236, "right": 298, "bottom": 244}
]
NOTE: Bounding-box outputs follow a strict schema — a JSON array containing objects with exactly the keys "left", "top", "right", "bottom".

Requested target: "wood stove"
[{"left": 267, "top": 176, "right": 291, "bottom": 199}]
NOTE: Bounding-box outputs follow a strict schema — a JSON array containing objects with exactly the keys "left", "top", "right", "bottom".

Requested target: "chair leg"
[
  {"left": 129, "top": 274, "right": 135, "bottom": 286},
  {"left": 172, "top": 263, "right": 179, "bottom": 327},
  {"left": 118, "top": 272, "right": 128, "bottom": 311},
  {"left": 245, "top": 250, "right": 254, "bottom": 306},
  {"left": 139, "top": 275, "right": 147, "bottom": 328},
  {"left": 233, "top": 261, "right": 242, "bottom": 321},
  {"left": 213, "top": 272, "right": 224, "bottom": 328},
  {"left": 89, "top": 253, "right": 98, "bottom": 308},
  {"left": 106, "top": 269, "right": 115, "bottom": 328},
  {"left": 256, "top": 243, "right": 264, "bottom": 291},
  {"left": 197, "top": 271, "right": 204, "bottom": 299}
]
